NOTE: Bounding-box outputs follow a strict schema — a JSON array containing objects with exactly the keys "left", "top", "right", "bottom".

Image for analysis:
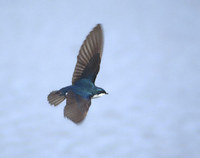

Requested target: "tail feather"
[{"left": 48, "top": 90, "right": 65, "bottom": 106}]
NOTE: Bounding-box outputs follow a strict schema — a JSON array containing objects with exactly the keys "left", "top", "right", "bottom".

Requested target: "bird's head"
[{"left": 92, "top": 87, "right": 108, "bottom": 98}]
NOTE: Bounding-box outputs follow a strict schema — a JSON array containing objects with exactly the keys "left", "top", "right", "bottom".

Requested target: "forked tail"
[{"left": 47, "top": 90, "right": 65, "bottom": 106}]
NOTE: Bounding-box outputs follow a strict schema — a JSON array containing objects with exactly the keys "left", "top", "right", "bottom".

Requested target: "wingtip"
[
  {"left": 95, "top": 24, "right": 103, "bottom": 30},
  {"left": 96, "top": 23, "right": 102, "bottom": 27}
]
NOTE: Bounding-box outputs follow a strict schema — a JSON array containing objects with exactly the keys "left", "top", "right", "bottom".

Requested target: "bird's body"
[
  {"left": 47, "top": 24, "right": 107, "bottom": 124},
  {"left": 59, "top": 78, "right": 103, "bottom": 99}
]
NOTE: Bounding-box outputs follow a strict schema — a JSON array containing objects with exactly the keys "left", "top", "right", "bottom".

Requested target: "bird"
[{"left": 47, "top": 24, "right": 107, "bottom": 124}]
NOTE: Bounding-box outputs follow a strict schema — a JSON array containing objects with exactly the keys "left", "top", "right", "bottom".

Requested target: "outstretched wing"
[
  {"left": 64, "top": 91, "right": 91, "bottom": 124},
  {"left": 72, "top": 24, "right": 104, "bottom": 84}
]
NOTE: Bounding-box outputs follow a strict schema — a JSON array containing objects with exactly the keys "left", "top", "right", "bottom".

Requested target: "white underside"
[{"left": 92, "top": 93, "right": 105, "bottom": 99}]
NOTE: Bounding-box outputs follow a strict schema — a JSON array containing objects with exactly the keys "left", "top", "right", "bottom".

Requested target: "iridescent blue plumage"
[
  {"left": 60, "top": 79, "right": 106, "bottom": 99},
  {"left": 60, "top": 78, "right": 107, "bottom": 99},
  {"left": 47, "top": 24, "right": 107, "bottom": 124}
]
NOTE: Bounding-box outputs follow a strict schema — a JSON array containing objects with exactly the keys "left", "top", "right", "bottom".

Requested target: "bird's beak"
[{"left": 105, "top": 92, "right": 108, "bottom": 95}]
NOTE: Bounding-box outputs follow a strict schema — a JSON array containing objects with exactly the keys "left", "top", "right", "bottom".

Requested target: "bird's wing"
[
  {"left": 72, "top": 24, "right": 104, "bottom": 84},
  {"left": 64, "top": 91, "right": 91, "bottom": 124}
]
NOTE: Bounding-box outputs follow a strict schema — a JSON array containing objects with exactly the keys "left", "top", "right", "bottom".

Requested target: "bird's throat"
[{"left": 92, "top": 93, "right": 105, "bottom": 99}]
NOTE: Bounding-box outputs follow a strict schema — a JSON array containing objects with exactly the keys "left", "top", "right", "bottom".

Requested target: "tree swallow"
[{"left": 47, "top": 24, "right": 107, "bottom": 124}]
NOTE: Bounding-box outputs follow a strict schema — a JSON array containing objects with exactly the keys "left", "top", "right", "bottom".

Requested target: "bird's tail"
[{"left": 47, "top": 90, "right": 65, "bottom": 106}]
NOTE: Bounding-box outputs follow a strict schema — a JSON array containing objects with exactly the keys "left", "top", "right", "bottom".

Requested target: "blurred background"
[{"left": 0, "top": 0, "right": 200, "bottom": 158}]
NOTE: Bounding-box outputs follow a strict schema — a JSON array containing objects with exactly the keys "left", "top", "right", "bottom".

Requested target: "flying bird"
[{"left": 47, "top": 24, "right": 107, "bottom": 124}]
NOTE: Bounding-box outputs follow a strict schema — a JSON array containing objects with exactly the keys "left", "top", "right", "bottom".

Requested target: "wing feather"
[
  {"left": 64, "top": 91, "right": 91, "bottom": 124},
  {"left": 72, "top": 24, "right": 104, "bottom": 84}
]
